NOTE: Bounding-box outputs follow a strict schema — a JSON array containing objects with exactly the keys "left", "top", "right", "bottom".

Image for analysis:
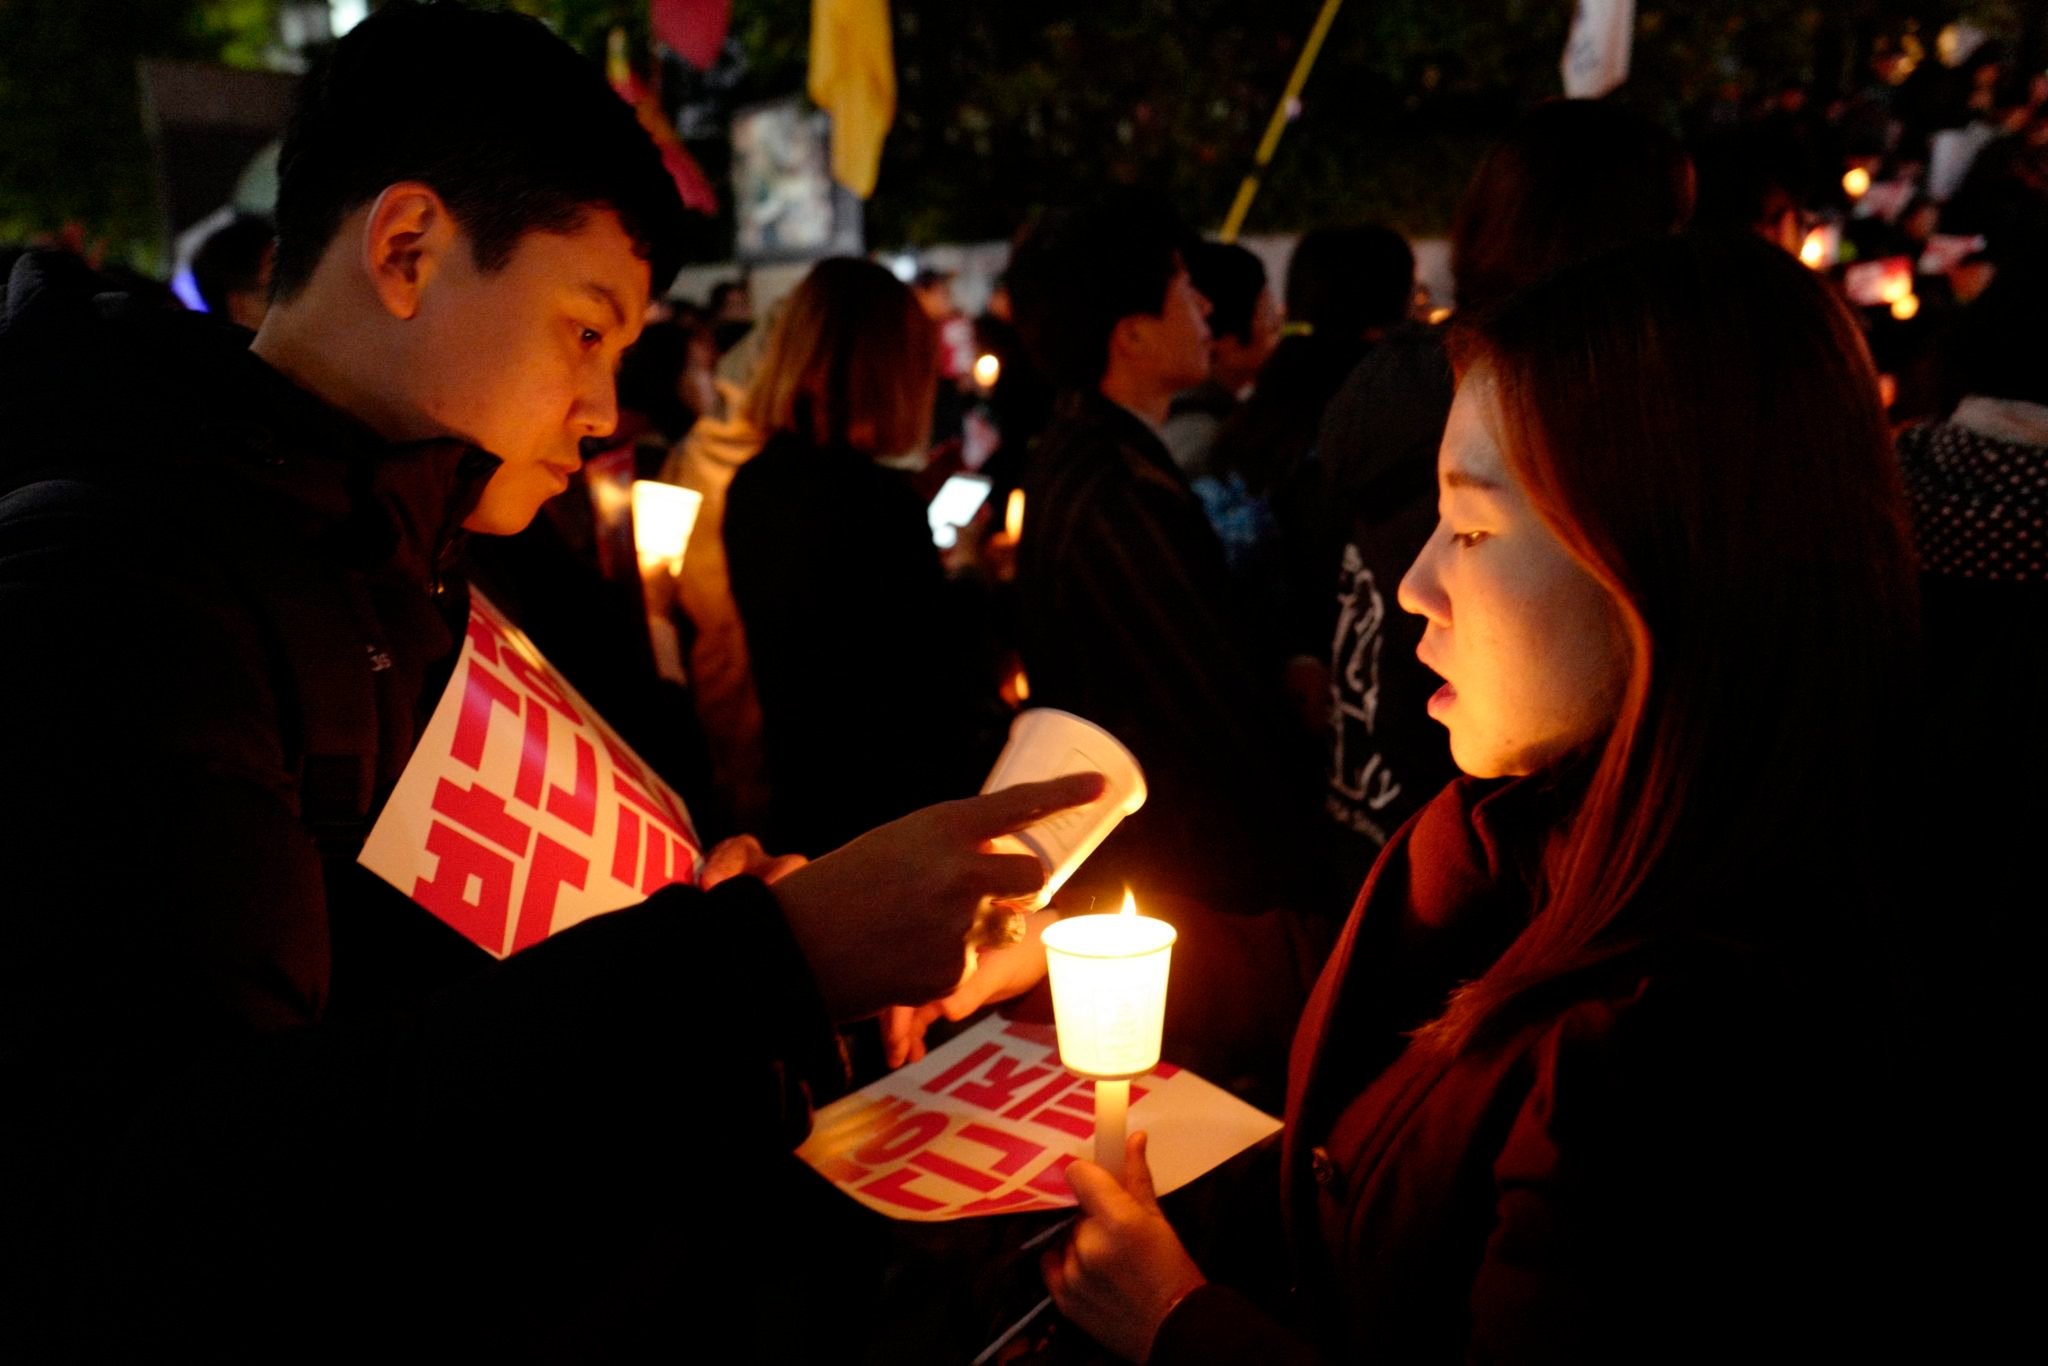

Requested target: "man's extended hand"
[
  {"left": 1042, "top": 1132, "right": 1207, "bottom": 1362},
  {"left": 881, "top": 907, "right": 1059, "bottom": 1066},
  {"left": 770, "top": 773, "right": 1105, "bottom": 1023}
]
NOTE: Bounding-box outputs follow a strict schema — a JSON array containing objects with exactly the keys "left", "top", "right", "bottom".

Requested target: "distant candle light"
[
  {"left": 1799, "top": 227, "right": 1829, "bottom": 269},
  {"left": 631, "top": 480, "right": 703, "bottom": 575},
  {"left": 1005, "top": 487, "right": 1025, "bottom": 541},
  {"left": 1890, "top": 292, "right": 1920, "bottom": 320},
  {"left": 973, "top": 352, "right": 1002, "bottom": 388},
  {"left": 1843, "top": 166, "right": 1872, "bottom": 198}
]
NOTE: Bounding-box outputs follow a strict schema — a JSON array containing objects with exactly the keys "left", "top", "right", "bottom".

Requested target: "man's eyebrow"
[
  {"left": 580, "top": 282, "right": 626, "bottom": 328},
  {"left": 1442, "top": 467, "right": 1505, "bottom": 491}
]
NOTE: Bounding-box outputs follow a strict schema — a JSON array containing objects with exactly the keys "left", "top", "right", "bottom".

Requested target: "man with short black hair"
[
  {"left": 1007, "top": 195, "right": 1318, "bottom": 919},
  {"left": 0, "top": 3, "right": 1091, "bottom": 1352},
  {"left": 1159, "top": 240, "right": 1279, "bottom": 477}
]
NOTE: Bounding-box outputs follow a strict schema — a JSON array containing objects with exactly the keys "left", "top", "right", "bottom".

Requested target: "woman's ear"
[{"left": 360, "top": 181, "right": 458, "bottom": 321}]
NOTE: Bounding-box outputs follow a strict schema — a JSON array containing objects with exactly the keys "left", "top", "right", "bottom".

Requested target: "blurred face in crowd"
[
  {"left": 1399, "top": 374, "right": 1627, "bottom": 778},
  {"left": 1211, "top": 284, "right": 1281, "bottom": 392},
  {"left": 417, "top": 209, "right": 649, "bottom": 534},
  {"left": 1115, "top": 262, "right": 1212, "bottom": 395}
]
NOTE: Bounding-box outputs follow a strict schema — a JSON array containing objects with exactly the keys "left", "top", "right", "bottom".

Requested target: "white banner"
[
  {"left": 798, "top": 1015, "right": 1282, "bottom": 1221},
  {"left": 359, "top": 591, "right": 703, "bottom": 958}
]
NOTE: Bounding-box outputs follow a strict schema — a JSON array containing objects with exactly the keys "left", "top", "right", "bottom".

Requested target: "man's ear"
[
  {"left": 361, "top": 182, "right": 457, "bottom": 322},
  {"left": 1107, "top": 312, "right": 1152, "bottom": 370}
]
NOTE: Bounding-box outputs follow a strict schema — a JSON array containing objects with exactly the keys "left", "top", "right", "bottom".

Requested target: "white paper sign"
[
  {"left": 359, "top": 590, "right": 703, "bottom": 958},
  {"left": 1562, "top": 0, "right": 1634, "bottom": 100},
  {"left": 798, "top": 1015, "right": 1282, "bottom": 1222}
]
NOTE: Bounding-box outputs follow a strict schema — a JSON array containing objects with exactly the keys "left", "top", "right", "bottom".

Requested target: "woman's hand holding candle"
[
  {"left": 1044, "top": 1132, "right": 1207, "bottom": 1361},
  {"left": 770, "top": 774, "right": 1106, "bottom": 1023}
]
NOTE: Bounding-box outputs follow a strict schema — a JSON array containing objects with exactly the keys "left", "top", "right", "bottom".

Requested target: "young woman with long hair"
[
  {"left": 723, "top": 257, "right": 1002, "bottom": 856},
  {"left": 1036, "top": 230, "right": 1925, "bottom": 1362}
]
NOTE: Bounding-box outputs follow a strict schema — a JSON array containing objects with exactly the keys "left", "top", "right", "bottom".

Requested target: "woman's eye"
[
  {"left": 578, "top": 326, "right": 603, "bottom": 347},
  {"left": 1452, "top": 529, "right": 1491, "bottom": 549}
]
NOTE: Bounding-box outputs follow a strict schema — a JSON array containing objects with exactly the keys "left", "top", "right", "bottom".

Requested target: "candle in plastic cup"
[
  {"left": 1042, "top": 891, "right": 1175, "bottom": 1181},
  {"left": 979, "top": 709, "right": 1146, "bottom": 910},
  {"left": 632, "top": 480, "right": 703, "bottom": 575}
]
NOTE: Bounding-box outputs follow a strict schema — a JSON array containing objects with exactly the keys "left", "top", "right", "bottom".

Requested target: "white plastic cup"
[
  {"left": 1040, "top": 911, "right": 1176, "bottom": 1079},
  {"left": 980, "top": 708, "right": 1147, "bottom": 911}
]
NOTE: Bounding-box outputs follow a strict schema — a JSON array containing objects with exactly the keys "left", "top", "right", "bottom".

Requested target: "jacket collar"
[
  {"left": 150, "top": 307, "right": 500, "bottom": 591},
  {"left": 1051, "top": 388, "right": 1192, "bottom": 497}
]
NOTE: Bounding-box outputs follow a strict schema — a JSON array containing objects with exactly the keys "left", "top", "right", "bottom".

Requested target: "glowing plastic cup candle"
[
  {"left": 1041, "top": 891, "right": 1175, "bottom": 1183},
  {"left": 631, "top": 480, "right": 703, "bottom": 576}
]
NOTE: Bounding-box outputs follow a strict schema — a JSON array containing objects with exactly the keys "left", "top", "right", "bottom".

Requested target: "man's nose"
[{"left": 577, "top": 370, "right": 619, "bottom": 439}]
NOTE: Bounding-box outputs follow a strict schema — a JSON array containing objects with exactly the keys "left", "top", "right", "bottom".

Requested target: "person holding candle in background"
[
  {"left": 723, "top": 255, "right": 1008, "bottom": 859},
  {"left": 1034, "top": 233, "right": 1940, "bottom": 1361}
]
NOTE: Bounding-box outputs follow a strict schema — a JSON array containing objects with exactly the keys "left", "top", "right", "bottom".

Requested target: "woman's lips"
[{"left": 1427, "top": 681, "right": 1457, "bottom": 716}]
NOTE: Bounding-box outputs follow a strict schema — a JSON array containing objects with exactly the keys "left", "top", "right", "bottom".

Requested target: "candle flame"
[
  {"left": 1890, "top": 292, "right": 1920, "bottom": 320},
  {"left": 973, "top": 352, "right": 1002, "bottom": 388},
  {"left": 1427, "top": 306, "right": 1452, "bottom": 325},
  {"left": 1843, "top": 166, "right": 1872, "bottom": 198},
  {"left": 1799, "top": 228, "right": 1828, "bottom": 269},
  {"left": 1005, "top": 488, "right": 1025, "bottom": 541},
  {"left": 1119, "top": 888, "right": 1137, "bottom": 917}
]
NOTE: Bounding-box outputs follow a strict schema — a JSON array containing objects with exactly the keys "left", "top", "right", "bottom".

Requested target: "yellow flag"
[{"left": 808, "top": 0, "right": 895, "bottom": 199}]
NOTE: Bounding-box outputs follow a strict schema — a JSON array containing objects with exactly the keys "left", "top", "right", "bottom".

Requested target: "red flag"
[
  {"left": 653, "top": 0, "right": 731, "bottom": 72},
  {"left": 608, "top": 28, "right": 718, "bottom": 215}
]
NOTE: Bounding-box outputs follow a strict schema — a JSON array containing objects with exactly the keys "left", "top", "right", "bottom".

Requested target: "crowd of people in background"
[{"left": 3, "top": 2, "right": 2042, "bottom": 1357}]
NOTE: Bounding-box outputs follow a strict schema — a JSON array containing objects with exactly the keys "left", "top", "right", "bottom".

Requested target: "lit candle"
[
  {"left": 974, "top": 352, "right": 1003, "bottom": 389},
  {"left": 1843, "top": 166, "right": 1872, "bottom": 198},
  {"left": 631, "top": 480, "right": 703, "bottom": 576},
  {"left": 1890, "top": 292, "right": 1920, "bottom": 321},
  {"left": 1040, "top": 889, "right": 1175, "bottom": 1183},
  {"left": 1004, "top": 487, "right": 1025, "bottom": 542}
]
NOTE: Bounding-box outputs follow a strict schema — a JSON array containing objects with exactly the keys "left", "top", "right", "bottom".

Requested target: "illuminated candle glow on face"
[
  {"left": 1041, "top": 888, "right": 1175, "bottom": 1182},
  {"left": 631, "top": 480, "right": 703, "bottom": 576}
]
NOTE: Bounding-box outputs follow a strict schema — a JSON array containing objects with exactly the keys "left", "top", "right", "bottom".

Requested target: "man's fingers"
[
  {"left": 965, "top": 772, "right": 1109, "bottom": 837},
  {"left": 699, "top": 835, "right": 764, "bottom": 888},
  {"left": 881, "top": 1006, "right": 916, "bottom": 1069},
  {"left": 968, "top": 852, "right": 1052, "bottom": 902},
  {"left": 1125, "top": 1131, "right": 1162, "bottom": 1209},
  {"left": 759, "top": 853, "right": 807, "bottom": 884}
]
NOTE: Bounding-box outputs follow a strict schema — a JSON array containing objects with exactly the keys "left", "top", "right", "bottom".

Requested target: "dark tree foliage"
[{"left": 1, "top": 0, "right": 2034, "bottom": 266}]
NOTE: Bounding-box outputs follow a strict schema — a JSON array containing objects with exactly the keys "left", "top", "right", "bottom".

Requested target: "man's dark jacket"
[
  {"left": 1015, "top": 391, "right": 1317, "bottom": 914},
  {"left": 0, "top": 253, "right": 837, "bottom": 1355}
]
